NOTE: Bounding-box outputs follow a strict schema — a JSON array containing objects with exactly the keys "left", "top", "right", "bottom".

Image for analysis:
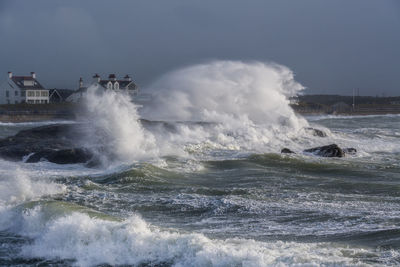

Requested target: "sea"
[{"left": 0, "top": 61, "right": 399, "bottom": 266}]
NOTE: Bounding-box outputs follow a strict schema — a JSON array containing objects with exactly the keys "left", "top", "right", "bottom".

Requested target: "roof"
[
  {"left": 49, "top": 89, "right": 75, "bottom": 100},
  {"left": 11, "top": 76, "right": 45, "bottom": 90}
]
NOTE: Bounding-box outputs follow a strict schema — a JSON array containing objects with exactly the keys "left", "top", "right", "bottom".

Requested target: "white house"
[
  {"left": 0, "top": 72, "right": 49, "bottom": 104},
  {"left": 67, "top": 74, "right": 138, "bottom": 102}
]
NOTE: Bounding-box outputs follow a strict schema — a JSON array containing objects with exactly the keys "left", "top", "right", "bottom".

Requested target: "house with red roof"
[{"left": 0, "top": 72, "right": 49, "bottom": 104}]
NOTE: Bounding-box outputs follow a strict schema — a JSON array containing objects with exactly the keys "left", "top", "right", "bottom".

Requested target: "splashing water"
[
  {"left": 140, "top": 60, "right": 309, "bottom": 154},
  {"left": 82, "top": 86, "right": 159, "bottom": 165},
  {"left": 141, "top": 61, "right": 305, "bottom": 125},
  {"left": 77, "top": 61, "right": 310, "bottom": 163}
]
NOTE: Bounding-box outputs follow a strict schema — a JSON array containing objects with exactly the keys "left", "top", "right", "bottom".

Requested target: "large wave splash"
[
  {"left": 141, "top": 61, "right": 309, "bottom": 153},
  {"left": 78, "top": 61, "right": 310, "bottom": 163},
  {"left": 82, "top": 86, "right": 159, "bottom": 165},
  {"left": 142, "top": 60, "right": 305, "bottom": 126}
]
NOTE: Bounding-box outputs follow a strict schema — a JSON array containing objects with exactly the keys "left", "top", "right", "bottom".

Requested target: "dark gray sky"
[{"left": 0, "top": 0, "right": 399, "bottom": 95}]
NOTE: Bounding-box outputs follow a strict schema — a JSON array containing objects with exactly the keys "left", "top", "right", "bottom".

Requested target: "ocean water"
[{"left": 1, "top": 61, "right": 400, "bottom": 266}]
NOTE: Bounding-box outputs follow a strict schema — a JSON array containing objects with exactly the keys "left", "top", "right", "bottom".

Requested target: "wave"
[
  {"left": 67, "top": 60, "right": 316, "bottom": 166},
  {"left": 2, "top": 204, "right": 393, "bottom": 266}
]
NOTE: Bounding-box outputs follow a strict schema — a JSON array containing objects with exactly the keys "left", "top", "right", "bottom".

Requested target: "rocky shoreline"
[
  {"left": 0, "top": 124, "right": 358, "bottom": 167},
  {"left": 0, "top": 124, "right": 95, "bottom": 165}
]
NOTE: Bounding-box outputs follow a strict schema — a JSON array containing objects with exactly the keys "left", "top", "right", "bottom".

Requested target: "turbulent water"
[{"left": 1, "top": 61, "right": 400, "bottom": 266}]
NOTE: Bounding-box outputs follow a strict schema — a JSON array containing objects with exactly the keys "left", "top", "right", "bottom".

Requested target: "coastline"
[
  {"left": 1, "top": 110, "right": 399, "bottom": 123},
  {"left": 0, "top": 114, "right": 75, "bottom": 123}
]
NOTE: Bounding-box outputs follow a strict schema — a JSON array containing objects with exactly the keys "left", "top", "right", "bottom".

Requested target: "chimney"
[
  {"left": 31, "top": 72, "right": 36, "bottom": 79},
  {"left": 108, "top": 74, "right": 116, "bottom": 81},
  {"left": 8, "top": 72, "right": 12, "bottom": 79},
  {"left": 124, "top": 74, "right": 132, "bottom": 82},
  {"left": 93, "top": 73, "right": 100, "bottom": 83},
  {"left": 79, "top": 77, "right": 83, "bottom": 89}
]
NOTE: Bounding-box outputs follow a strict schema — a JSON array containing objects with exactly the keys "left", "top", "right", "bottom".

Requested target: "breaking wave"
[
  {"left": 139, "top": 61, "right": 309, "bottom": 156},
  {"left": 5, "top": 207, "right": 389, "bottom": 267}
]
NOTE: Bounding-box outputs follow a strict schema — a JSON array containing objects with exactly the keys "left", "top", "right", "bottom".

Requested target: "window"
[
  {"left": 15, "top": 91, "right": 18, "bottom": 96},
  {"left": 23, "top": 80, "right": 34, "bottom": 86},
  {"left": 6, "top": 91, "right": 9, "bottom": 97},
  {"left": 41, "top": 91, "right": 48, "bottom": 97},
  {"left": 107, "top": 82, "right": 113, "bottom": 90},
  {"left": 27, "top": 91, "right": 35, "bottom": 97},
  {"left": 35, "top": 91, "right": 40, "bottom": 97},
  {"left": 21, "top": 91, "right": 26, "bottom": 97}
]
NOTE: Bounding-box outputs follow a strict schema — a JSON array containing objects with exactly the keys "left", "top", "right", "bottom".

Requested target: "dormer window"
[
  {"left": 23, "top": 80, "right": 34, "bottom": 86},
  {"left": 114, "top": 82, "right": 119, "bottom": 90},
  {"left": 107, "top": 82, "right": 113, "bottom": 90}
]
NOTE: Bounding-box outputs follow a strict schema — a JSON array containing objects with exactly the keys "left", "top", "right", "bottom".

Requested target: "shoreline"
[
  {"left": 0, "top": 111, "right": 399, "bottom": 123},
  {"left": 0, "top": 114, "right": 75, "bottom": 123}
]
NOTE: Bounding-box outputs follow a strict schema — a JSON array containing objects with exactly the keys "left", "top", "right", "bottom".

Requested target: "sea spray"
[
  {"left": 141, "top": 60, "right": 305, "bottom": 125},
  {"left": 82, "top": 85, "right": 159, "bottom": 165},
  {"left": 141, "top": 60, "right": 310, "bottom": 153}
]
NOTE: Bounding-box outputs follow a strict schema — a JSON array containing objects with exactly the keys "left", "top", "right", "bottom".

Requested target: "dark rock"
[
  {"left": 15, "top": 124, "right": 77, "bottom": 140},
  {"left": 343, "top": 148, "right": 357, "bottom": 155},
  {"left": 0, "top": 123, "right": 94, "bottom": 164},
  {"left": 281, "top": 148, "right": 295, "bottom": 154},
  {"left": 46, "top": 148, "right": 93, "bottom": 164},
  {"left": 305, "top": 127, "right": 327, "bottom": 137},
  {"left": 25, "top": 149, "right": 56, "bottom": 163},
  {"left": 304, "top": 144, "right": 345, "bottom": 158}
]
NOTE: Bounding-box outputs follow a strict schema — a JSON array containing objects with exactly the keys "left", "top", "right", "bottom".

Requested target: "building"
[
  {"left": 49, "top": 89, "right": 75, "bottom": 103},
  {"left": 67, "top": 74, "right": 138, "bottom": 102},
  {"left": 0, "top": 72, "right": 49, "bottom": 104}
]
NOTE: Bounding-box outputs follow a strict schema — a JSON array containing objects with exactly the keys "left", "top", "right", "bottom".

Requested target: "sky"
[{"left": 0, "top": 0, "right": 399, "bottom": 96}]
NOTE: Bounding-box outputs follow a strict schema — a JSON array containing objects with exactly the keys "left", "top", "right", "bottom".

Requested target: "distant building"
[
  {"left": 67, "top": 74, "right": 138, "bottom": 102},
  {"left": 0, "top": 72, "right": 49, "bottom": 104},
  {"left": 49, "top": 89, "right": 75, "bottom": 103}
]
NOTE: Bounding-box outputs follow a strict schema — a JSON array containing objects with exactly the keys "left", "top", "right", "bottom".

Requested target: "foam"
[{"left": 17, "top": 211, "right": 375, "bottom": 266}]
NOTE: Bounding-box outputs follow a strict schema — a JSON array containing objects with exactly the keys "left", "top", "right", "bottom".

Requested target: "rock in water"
[
  {"left": 26, "top": 148, "right": 93, "bottom": 164},
  {"left": 343, "top": 148, "right": 357, "bottom": 155},
  {"left": 0, "top": 123, "right": 94, "bottom": 164},
  {"left": 304, "top": 144, "right": 345, "bottom": 157},
  {"left": 281, "top": 148, "right": 295, "bottom": 154},
  {"left": 305, "top": 127, "right": 327, "bottom": 137},
  {"left": 46, "top": 148, "right": 93, "bottom": 164}
]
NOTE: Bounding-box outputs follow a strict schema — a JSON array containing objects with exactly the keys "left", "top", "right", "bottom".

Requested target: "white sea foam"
[{"left": 15, "top": 210, "right": 374, "bottom": 267}]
